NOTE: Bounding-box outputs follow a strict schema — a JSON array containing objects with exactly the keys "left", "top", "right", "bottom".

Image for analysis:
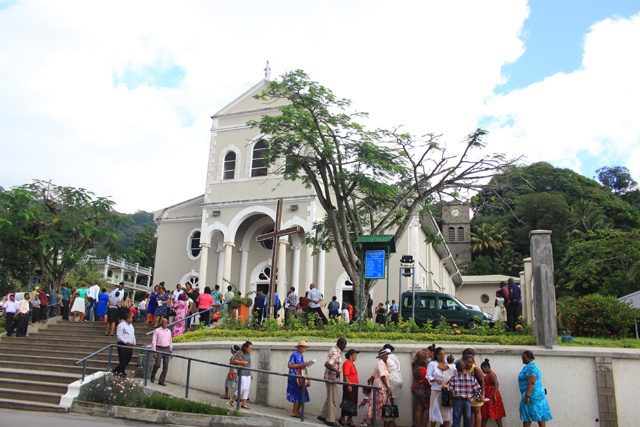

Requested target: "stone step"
[
  {"left": 0, "top": 387, "right": 63, "bottom": 405},
  {"left": 0, "top": 345, "right": 112, "bottom": 362},
  {"left": 0, "top": 359, "right": 103, "bottom": 375},
  {"left": 0, "top": 368, "right": 79, "bottom": 384},
  {"left": 6, "top": 336, "right": 151, "bottom": 347},
  {"left": 46, "top": 322, "right": 157, "bottom": 331},
  {"left": 0, "top": 377, "right": 70, "bottom": 394},
  {"left": 0, "top": 351, "right": 109, "bottom": 369},
  {"left": 0, "top": 397, "right": 68, "bottom": 413}
]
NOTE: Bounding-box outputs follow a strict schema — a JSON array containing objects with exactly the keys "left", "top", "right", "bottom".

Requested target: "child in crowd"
[
  {"left": 480, "top": 359, "right": 506, "bottom": 427},
  {"left": 448, "top": 361, "right": 481, "bottom": 427},
  {"left": 359, "top": 387, "right": 372, "bottom": 426}
]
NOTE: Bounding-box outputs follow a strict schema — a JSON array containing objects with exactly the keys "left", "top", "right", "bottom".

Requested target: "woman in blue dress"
[
  {"left": 147, "top": 285, "right": 159, "bottom": 324},
  {"left": 96, "top": 288, "right": 109, "bottom": 321},
  {"left": 286, "top": 341, "right": 311, "bottom": 418},
  {"left": 154, "top": 286, "right": 170, "bottom": 325},
  {"left": 518, "top": 350, "right": 552, "bottom": 427}
]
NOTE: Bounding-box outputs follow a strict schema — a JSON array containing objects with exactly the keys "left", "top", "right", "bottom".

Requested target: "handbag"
[
  {"left": 441, "top": 387, "right": 452, "bottom": 407},
  {"left": 340, "top": 399, "right": 358, "bottom": 416},
  {"left": 296, "top": 368, "right": 310, "bottom": 387},
  {"left": 382, "top": 401, "right": 399, "bottom": 419},
  {"left": 227, "top": 369, "right": 237, "bottom": 380},
  {"left": 212, "top": 310, "right": 221, "bottom": 321}
]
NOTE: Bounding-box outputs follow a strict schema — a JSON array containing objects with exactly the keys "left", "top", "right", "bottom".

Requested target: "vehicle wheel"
[{"left": 467, "top": 319, "right": 480, "bottom": 330}]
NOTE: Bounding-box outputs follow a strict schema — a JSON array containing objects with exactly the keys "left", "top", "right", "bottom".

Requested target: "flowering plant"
[{"left": 80, "top": 372, "right": 146, "bottom": 407}]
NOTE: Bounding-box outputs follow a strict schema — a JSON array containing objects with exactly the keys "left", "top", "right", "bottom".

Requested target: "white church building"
[{"left": 153, "top": 75, "right": 463, "bottom": 314}]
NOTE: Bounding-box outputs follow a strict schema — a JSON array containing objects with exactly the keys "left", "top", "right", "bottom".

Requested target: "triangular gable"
[
  {"left": 213, "top": 79, "right": 276, "bottom": 117},
  {"left": 154, "top": 194, "right": 204, "bottom": 221}
]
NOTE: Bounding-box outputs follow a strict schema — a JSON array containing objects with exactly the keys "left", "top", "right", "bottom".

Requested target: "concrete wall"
[{"left": 163, "top": 342, "right": 640, "bottom": 427}]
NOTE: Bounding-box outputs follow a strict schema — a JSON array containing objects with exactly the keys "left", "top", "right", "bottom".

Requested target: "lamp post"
[{"left": 399, "top": 255, "right": 415, "bottom": 320}]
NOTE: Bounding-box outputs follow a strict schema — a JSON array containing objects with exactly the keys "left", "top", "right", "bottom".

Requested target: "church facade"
[{"left": 153, "top": 77, "right": 463, "bottom": 315}]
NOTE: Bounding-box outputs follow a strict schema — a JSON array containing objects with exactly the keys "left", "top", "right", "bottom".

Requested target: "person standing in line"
[
  {"left": 30, "top": 290, "right": 42, "bottom": 324},
  {"left": 85, "top": 280, "right": 100, "bottom": 322},
  {"left": 111, "top": 281, "right": 125, "bottom": 298},
  {"left": 253, "top": 291, "right": 266, "bottom": 324},
  {"left": 328, "top": 296, "right": 341, "bottom": 319},
  {"left": 480, "top": 358, "right": 506, "bottom": 427},
  {"left": 375, "top": 303, "right": 386, "bottom": 326},
  {"left": 96, "top": 287, "right": 109, "bottom": 322},
  {"left": 339, "top": 349, "right": 360, "bottom": 427},
  {"left": 518, "top": 351, "right": 552, "bottom": 427},
  {"left": 367, "top": 295, "right": 373, "bottom": 319},
  {"left": 185, "top": 284, "right": 200, "bottom": 328},
  {"left": 284, "top": 287, "right": 298, "bottom": 324},
  {"left": 138, "top": 293, "right": 149, "bottom": 324},
  {"left": 49, "top": 287, "right": 59, "bottom": 318},
  {"left": 150, "top": 317, "right": 173, "bottom": 386},
  {"left": 461, "top": 348, "right": 485, "bottom": 427},
  {"left": 384, "top": 344, "right": 403, "bottom": 407},
  {"left": 113, "top": 312, "right": 136, "bottom": 377},
  {"left": 448, "top": 361, "right": 482, "bottom": 427},
  {"left": 318, "top": 337, "right": 347, "bottom": 427},
  {"left": 427, "top": 347, "right": 454, "bottom": 427},
  {"left": 154, "top": 287, "right": 170, "bottom": 325},
  {"left": 37, "top": 286, "right": 49, "bottom": 322},
  {"left": 286, "top": 341, "right": 311, "bottom": 418},
  {"left": 172, "top": 293, "right": 189, "bottom": 337},
  {"left": 2, "top": 293, "right": 19, "bottom": 336},
  {"left": 297, "top": 291, "right": 309, "bottom": 317},
  {"left": 506, "top": 278, "right": 522, "bottom": 331},
  {"left": 229, "top": 341, "right": 254, "bottom": 410},
  {"left": 368, "top": 348, "right": 393, "bottom": 427},
  {"left": 105, "top": 291, "right": 121, "bottom": 336},
  {"left": 411, "top": 349, "right": 431, "bottom": 427},
  {"left": 60, "top": 284, "right": 71, "bottom": 321},
  {"left": 307, "top": 283, "right": 328, "bottom": 325},
  {"left": 341, "top": 301, "right": 350, "bottom": 323},
  {"left": 147, "top": 285, "right": 159, "bottom": 324},
  {"left": 70, "top": 284, "right": 87, "bottom": 322},
  {"left": 119, "top": 292, "right": 132, "bottom": 323},
  {"left": 493, "top": 290, "right": 506, "bottom": 324},
  {"left": 223, "top": 285, "right": 234, "bottom": 315},
  {"left": 196, "top": 286, "right": 214, "bottom": 325},
  {"left": 16, "top": 293, "right": 32, "bottom": 337}
]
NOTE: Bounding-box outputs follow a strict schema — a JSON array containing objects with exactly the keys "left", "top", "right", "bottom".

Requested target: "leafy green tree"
[
  {"left": 132, "top": 226, "right": 157, "bottom": 268},
  {"left": 470, "top": 222, "right": 512, "bottom": 255},
  {"left": 558, "top": 229, "right": 640, "bottom": 297},
  {"left": 564, "top": 294, "right": 636, "bottom": 339},
  {"left": 250, "top": 70, "right": 519, "bottom": 318},
  {"left": 0, "top": 180, "right": 125, "bottom": 290},
  {"left": 465, "top": 255, "right": 502, "bottom": 275},
  {"left": 493, "top": 247, "right": 523, "bottom": 276},
  {"left": 596, "top": 166, "right": 638, "bottom": 195},
  {"left": 566, "top": 199, "right": 612, "bottom": 237}
]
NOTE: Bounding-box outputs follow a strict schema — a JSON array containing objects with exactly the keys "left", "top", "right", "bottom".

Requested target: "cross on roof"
[{"left": 256, "top": 198, "right": 302, "bottom": 319}]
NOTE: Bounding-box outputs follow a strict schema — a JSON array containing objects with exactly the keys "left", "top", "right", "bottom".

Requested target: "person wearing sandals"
[
  {"left": 230, "top": 341, "right": 253, "bottom": 409},
  {"left": 222, "top": 344, "right": 240, "bottom": 399},
  {"left": 339, "top": 349, "right": 360, "bottom": 427},
  {"left": 286, "top": 341, "right": 311, "bottom": 418}
]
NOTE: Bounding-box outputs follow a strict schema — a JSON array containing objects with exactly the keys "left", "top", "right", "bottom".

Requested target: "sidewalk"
[{"left": 143, "top": 380, "right": 326, "bottom": 427}]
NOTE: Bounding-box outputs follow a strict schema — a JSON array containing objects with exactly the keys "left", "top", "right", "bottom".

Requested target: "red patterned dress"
[{"left": 481, "top": 371, "right": 506, "bottom": 420}]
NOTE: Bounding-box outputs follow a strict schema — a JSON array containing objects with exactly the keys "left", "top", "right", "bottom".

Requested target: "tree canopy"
[
  {"left": 0, "top": 180, "right": 125, "bottom": 290},
  {"left": 250, "top": 70, "right": 519, "bottom": 318}
]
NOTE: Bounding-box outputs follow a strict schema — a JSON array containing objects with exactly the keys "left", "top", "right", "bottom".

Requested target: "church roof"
[
  {"left": 212, "top": 79, "right": 272, "bottom": 117},
  {"left": 619, "top": 289, "right": 640, "bottom": 310}
]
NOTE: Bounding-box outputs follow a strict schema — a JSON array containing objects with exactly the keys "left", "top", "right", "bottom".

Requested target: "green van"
[{"left": 400, "top": 291, "right": 490, "bottom": 328}]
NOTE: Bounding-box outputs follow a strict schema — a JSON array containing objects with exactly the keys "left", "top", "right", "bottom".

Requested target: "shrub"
[
  {"left": 80, "top": 373, "right": 146, "bottom": 407},
  {"left": 565, "top": 294, "right": 637, "bottom": 339},
  {"left": 145, "top": 393, "right": 235, "bottom": 415}
]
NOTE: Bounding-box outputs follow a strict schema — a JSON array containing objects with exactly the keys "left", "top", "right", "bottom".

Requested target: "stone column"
[
  {"left": 291, "top": 245, "right": 301, "bottom": 292},
  {"left": 521, "top": 257, "right": 534, "bottom": 325},
  {"left": 216, "top": 248, "right": 225, "bottom": 288},
  {"left": 238, "top": 247, "right": 249, "bottom": 296},
  {"left": 304, "top": 244, "right": 314, "bottom": 293},
  {"left": 277, "top": 237, "right": 288, "bottom": 313},
  {"left": 595, "top": 357, "right": 619, "bottom": 427},
  {"left": 223, "top": 242, "right": 234, "bottom": 284},
  {"left": 530, "top": 230, "right": 558, "bottom": 349},
  {"left": 316, "top": 249, "right": 326, "bottom": 296},
  {"left": 198, "top": 243, "right": 211, "bottom": 289}
]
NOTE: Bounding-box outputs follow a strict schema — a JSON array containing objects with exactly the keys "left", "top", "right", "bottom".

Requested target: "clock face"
[{"left": 451, "top": 208, "right": 460, "bottom": 217}]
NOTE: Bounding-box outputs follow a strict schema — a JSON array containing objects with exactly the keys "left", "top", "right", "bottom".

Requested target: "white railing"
[{"left": 91, "top": 255, "right": 153, "bottom": 276}]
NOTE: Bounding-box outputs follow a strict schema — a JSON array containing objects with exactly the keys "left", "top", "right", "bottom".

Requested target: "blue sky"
[{"left": 0, "top": 1, "right": 639, "bottom": 213}]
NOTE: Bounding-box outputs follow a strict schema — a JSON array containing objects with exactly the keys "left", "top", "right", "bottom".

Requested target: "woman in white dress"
[
  {"left": 493, "top": 290, "right": 506, "bottom": 323},
  {"left": 426, "top": 347, "right": 454, "bottom": 427},
  {"left": 384, "top": 344, "right": 403, "bottom": 408}
]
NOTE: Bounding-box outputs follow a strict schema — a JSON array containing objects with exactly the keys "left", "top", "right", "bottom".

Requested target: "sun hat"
[
  {"left": 297, "top": 341, "right": 310, "bottom": 348},
  {"left": 345, "top": 349, "right": 360, "bottom": 358},
  {"left": 376, "top": 348, "right": 392, "bottom": 358}
]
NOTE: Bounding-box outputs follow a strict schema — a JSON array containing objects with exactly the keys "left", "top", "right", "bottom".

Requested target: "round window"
[{"left": 480, "top": 294, "right": 490, "bottom": 304}]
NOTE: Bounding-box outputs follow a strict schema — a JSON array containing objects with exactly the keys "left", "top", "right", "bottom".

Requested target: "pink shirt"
[
  {"left": 196, "top": 293, "right": 214, "bottom": 309},
  {"left": 151, "top": 327, "right": 173, "bottom": 351}
]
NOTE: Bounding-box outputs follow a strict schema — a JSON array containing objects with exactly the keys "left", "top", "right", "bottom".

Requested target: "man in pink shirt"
[{"left": 150, "top": 317, "right": 173, "bottom": 386}]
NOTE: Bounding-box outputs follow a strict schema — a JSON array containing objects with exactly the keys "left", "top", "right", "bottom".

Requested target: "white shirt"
[
  {"left": 139, "top": 300, "right": 147, "bottom": 310},
  {"left": 88, "top": 284, "right": 100, "bottom": 300},
  {"left": 116, "top": 321, "right": 136, "bottom": 345},
  {"left": 307, "top": 288, "right": 323, "bottom": 308},
  {"left": 111, "top": 287, "right": 125, "bottom": 297},
  {"left": 3, "top": 299, "right": 20, "bottom": 313},
  {"left": 172, "top": 289, "right": 184, "bottom": 302}
]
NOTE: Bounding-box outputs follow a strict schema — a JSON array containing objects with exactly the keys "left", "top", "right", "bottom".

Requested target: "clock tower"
[{"left": 441, "top": 201, "right": 471, "bottom": 262}]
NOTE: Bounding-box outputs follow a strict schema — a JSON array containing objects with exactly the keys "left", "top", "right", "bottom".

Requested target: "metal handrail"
[
  {"left": 145, "top": 302, "right": 230, "bottom": 335},
  {"left": 74, "top": 344, "right": 383, "bottom": 426}
]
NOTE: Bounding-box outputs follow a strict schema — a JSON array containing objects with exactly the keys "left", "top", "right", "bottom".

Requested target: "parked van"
[{"left": 400, "top": 291, "right": 490, "bottom": 328}]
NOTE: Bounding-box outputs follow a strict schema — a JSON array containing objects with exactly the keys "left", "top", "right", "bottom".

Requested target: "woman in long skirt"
[{"left": 286, "top": 341, "right": 311, "bottom": 418}]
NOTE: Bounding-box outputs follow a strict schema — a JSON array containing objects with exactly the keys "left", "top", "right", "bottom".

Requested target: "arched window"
[
  {"left": 223, "top": 151, "right": 236, "bottom": 180},
  {"left": 457, "top": 226, "right": 465, "bottom": 241},
  {"left": 189, "top": 231, "right": 201, "bottom": 258},
  {"left": 251, "top": 140, "right": 268, "bottom": 177},
  {"left": 259, "top": 228, "right": 274, "bottom": 250},
  {"left": 448, "top": 227, "right": 455, "bottom": 241},
  {"left": 186, "top": 276, "right": 199, "bottom": 288}
]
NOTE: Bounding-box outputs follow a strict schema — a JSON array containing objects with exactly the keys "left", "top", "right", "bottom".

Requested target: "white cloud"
[{"left": 482, "top": 13, "right": 640, "bottom": 180}]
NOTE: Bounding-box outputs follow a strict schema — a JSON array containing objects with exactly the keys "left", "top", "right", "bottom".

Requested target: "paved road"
[{"left": 0, "top": 409, "right": 194, "bottom": 427}]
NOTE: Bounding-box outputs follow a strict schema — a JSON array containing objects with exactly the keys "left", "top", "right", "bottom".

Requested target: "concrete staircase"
[{"left": 0, "top": 317, "right": 155, "bottom": 412}]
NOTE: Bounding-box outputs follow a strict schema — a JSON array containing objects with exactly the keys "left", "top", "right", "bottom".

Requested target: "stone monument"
[{"left": 530, "top": 230, "right": 558, "bottom": 348}]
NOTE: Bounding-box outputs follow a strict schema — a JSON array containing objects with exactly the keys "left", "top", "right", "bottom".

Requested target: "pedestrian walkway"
[{"left": 143, "top": 380, "right": 318, "bottom": 426}]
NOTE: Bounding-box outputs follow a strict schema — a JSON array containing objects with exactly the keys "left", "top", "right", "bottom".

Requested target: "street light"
[{"left": 399, "top": 255, "right": 416, "bottom": 320}]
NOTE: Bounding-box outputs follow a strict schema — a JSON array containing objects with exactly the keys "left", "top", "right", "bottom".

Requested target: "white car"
[{"left": 466, "top": 304, "right": 493, "bottom": 321}]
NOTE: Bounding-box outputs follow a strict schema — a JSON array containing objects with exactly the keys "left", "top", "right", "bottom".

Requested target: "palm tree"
[
  {"left": 493, "top": 247, "right": 522, "bottom": 276},
  {"left": 470, "top": 222, "right": 513, "bottom": 255},
  {"left": 567, "top": 199, "right": 612, "bottom": 237}
]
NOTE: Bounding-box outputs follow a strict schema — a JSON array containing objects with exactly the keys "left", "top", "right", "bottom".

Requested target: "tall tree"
[
  {"left": 566, "top": 199, "right": 612, "bottom": 237},
  {"left": 250, "top": 70, "right": 519, "bottom": 318},
  {"left": 596, "top": 166, "right": 638, "bottom": 195},
  {"left": 0, "top": 180, "right": 125, "bottom": 290},
  {"left": 470, "top": 222, "right": 512, "bottom": 255}
]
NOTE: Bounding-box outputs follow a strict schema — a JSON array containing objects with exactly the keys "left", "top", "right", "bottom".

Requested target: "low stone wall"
[{"left": 166, "top": 342, "right": 640, "bottom": 427}]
